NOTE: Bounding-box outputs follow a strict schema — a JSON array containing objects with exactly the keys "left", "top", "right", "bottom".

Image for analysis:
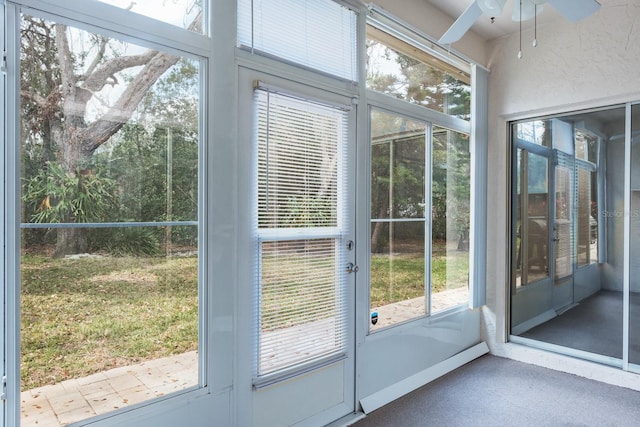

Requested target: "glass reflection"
[
  {"left": 431, "top": 126, "right": 470, "bottom": 312},
  {"left": 511, "top": 108, "right": 627, "bottom": 363},
  {"left": 630, "top": 104, "right": 640, "bottom": 366},
  {"left": 370, "top": 109, "right": 427, "bottom": 330}
]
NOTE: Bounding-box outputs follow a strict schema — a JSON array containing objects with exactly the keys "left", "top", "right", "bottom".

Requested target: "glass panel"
[
  {"left": 20, "top": 16, "right": 200, "bottom": 425},
  {"left": 96, "top": 0, "right": 203, "bottom": 33},
  {"left": 238, "top": 0, "right": 357, "bottom": 81},
  {"left": 630, "top": 104, "right": 640, "bottom": 366},
  {"left": 366, "top": 26, "right": 471, "bottom": 120},
  {"left": 575, "top": 129, "right": 599, "bottom": 163},
  {"left": 254, "top": 89, "right": 348, "bottom": 377},
  {"left": 256, "top": 90, "right": 341, "bottom": 229},
  {"left": 576, "top": 167, "right": 595, "bottom": 267},
  {"left": 514, "top": 120, "right": 551, "bottom": 147},
  {"left": 512, "top": 108, "right": 630, "bottom": 362},
  {"left": 370, "top": 222, "right": 425, "bottom": 330},
  {"left": 259, "top": 239, "right": 345, "bottom": 375},
  {"left": 515, "top": 150, "right": 550, "bottom": 287},
  {"left": 370, "top": 109, "right": 426, "bottom": 329},
  {"left": 431, "top": 126, "right": 470, "bottom": 312},
  {"left": 555, "top": 163, "right": 573, "bottom": 279}
]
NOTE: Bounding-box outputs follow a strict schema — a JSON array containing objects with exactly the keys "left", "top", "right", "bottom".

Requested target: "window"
[
  {"left": 366, "top": 14, "right": 473, "bottom": 330},
  {"left": 366, "top": 25, "right": 471, "bottom": 120},
  {"left": 238, "top": 0, "right": 357, "bottom": 81},
  {"left": 19, "top": 14, "right": 201, "bottom": 425},
  {"left": 575, "top": 130, "right": 599, "bottom": 267},
  {"left": 515, "top": 120, "right": 551, "bottom": 147},
  {"left": 254, "top": 88, "right": 349, "bottom": 378},
  {"left": 370, "top": 109, "right": 427, "bottom": 329},
  {"left": 431, "top": 126, "right": 470, "bottom": 311},
  {"left": 96, "top": 0, "right": 204, "bottom": 33},
  {"left": 369, "top": 110, "right": 470, "bottom": 330}
]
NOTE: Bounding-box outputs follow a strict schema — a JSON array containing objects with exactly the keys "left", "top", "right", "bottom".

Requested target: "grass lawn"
[
  {"left": 370, "top": 241, "right": 468, "bottom": 307},
  {"left": 21, "top": 253, "right": 198, "bottom": 390},
  {"left": 20, "top": 240, "right": 467, "bottom": 390}
]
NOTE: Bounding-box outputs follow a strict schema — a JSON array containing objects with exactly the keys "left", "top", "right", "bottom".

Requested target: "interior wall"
[{"left": 484, "top": 1, "right": 640, "bottom": 345}]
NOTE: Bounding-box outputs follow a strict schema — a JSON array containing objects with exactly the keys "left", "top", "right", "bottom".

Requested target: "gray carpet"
[
  {"left": 354, "top": 355, "right": 640, "bottom": 427},
  {"left": 520, "top": 290, "right": 640, "bottom": 361}
]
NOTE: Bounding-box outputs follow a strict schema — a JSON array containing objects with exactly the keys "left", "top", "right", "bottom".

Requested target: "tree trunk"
[
  {"left": 371, "top": 202, "right": 389, "bottom": 253},
  {"left": 54, "top": 227, "right": 88, "bottom": 258}
]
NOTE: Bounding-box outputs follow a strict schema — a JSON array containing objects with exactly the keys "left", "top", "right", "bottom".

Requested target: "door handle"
[{"left": 346, "top": 262, "right": 359, "bottom": 273}]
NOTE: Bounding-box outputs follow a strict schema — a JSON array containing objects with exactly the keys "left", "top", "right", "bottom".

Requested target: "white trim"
[
  {"left": 509, "top": 336, "right": 622, "bottom": 368},
  {"left": 469, "top": 64, "right": 488, "bottom": 308},
  {"left": 5, "top": 5, "right": 20, "bottom": 425},
  {"left": 366, "top": 90, "right": 471, "bottom": 135},
  {"left": 359, "top": 342, "right": 489, "bottom": 414},
  {"left": 13, "top": 0, "right": 211, "bottom": 57},
  {"left": 491, "top": 342, "right": 640, "bottom": 392},
  {"left": 0, "top": 1, "right": 7, "bottom": 425},
  {"left": 623, "top": 103, "right": 631, "bottom": 370},
  {"left": 236, "top": 49, "right": 359, "bottom": 100}
]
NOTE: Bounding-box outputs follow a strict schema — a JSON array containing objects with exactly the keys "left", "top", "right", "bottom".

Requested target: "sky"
[{"left": 96, "top": 0, "right": 200, "bottom": 31}]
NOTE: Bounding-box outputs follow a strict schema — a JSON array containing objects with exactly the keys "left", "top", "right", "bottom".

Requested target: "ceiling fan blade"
[
  {"left": 547, "top": 0, "right": 601, "bottom": 22},
  {"left": 439, "top": 1, "right": 483, "bottom": 44}
]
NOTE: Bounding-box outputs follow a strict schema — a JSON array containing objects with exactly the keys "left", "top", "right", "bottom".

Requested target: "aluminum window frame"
[{"left": 3, "top": 1, "right": 213, "bottom": 425}]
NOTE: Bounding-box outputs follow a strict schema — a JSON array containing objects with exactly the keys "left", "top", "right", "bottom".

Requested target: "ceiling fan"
[{"left": 439, "top": 0, "right": 601, "bottom": 45}]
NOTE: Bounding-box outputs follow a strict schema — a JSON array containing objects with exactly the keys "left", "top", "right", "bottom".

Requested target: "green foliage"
[
  {"left": 281, "top": 196, "right": 336, "bottom": 227},
  {"left": 91, "top": 227, "right": 161, "bottom": 257},
  {"left": 23, "top": 161, "right": 117, "bottom": 224}
]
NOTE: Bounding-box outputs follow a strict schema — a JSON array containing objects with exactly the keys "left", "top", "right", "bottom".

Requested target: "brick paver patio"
[
  {"left": 21, "top": 351, "right": 198, "bottom": 426},
  {"left": 20, "top": 287, "right": 467, "bottom": 426}
]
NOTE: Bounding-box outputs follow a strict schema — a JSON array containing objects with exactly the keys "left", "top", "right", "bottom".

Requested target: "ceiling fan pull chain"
[{"left": 533, "top": 4, "right": 538, "bottom": 47}]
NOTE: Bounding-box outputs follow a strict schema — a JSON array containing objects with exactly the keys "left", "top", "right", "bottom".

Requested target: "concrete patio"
[
  {"left": 20, "top": 288, "right": 467, "bottom": 426},
  {"left": 21, "top": 351, "right": 198, "bottom": 426}
]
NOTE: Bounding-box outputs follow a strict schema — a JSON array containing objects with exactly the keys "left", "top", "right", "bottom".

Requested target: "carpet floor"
[{"left": 353, "top": 354, "right": 640, "bottom": 426}]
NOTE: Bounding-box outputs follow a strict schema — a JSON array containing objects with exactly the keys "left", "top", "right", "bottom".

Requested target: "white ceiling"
[{"left": 427, "top": 0, "right": 604, "bottom": 41}]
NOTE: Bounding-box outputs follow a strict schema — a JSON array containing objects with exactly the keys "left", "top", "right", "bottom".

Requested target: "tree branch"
[
  {"left": 80, "top": 50, "right": 157, "bottom": 95},
  {"left": 80, "top": 9, "right": 203, "bottom": 153},
  {"left": 82, "top": 36, "right": 109, "bottom": 78},
  {"left": 20, "top": 89, "right": 47, "bottom": 107},
  {"left": 83, "top": 50, "right": 180, "bottom": 152},
  {"left": 54, "top": 24, "right": 76, "bottom": 99}
]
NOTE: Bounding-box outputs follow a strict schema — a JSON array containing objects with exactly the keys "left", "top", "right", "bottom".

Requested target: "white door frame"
[{"left": 235, "top": 65, "right": 358, "bottom": 427}]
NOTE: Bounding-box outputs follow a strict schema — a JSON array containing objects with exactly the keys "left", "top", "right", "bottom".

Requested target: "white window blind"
[
  {"left": 238, "top": 0, "right": 357, "bottom": 81},
  {"left": 255, "top": 88, "right": 348, "bottom": 378}
]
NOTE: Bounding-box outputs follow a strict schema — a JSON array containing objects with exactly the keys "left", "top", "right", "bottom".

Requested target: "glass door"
[
  {"left": 552, "top": 152, "right": 575, "bottom": 311},
  {"left": 511, "top": 146, "right": 554, "bottom": 333},
  {"left": 237, "top": 68, "right": 356, "bottom": 427}
]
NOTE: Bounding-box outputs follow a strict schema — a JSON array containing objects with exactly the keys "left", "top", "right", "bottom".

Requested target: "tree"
[{"left": 20, "top": 12, "right": 201, "bottom": 257}]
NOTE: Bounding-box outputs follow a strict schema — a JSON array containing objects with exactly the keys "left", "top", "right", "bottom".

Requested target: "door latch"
[{"left": 346, "top": 262, "right": 359, "bottom": 273}]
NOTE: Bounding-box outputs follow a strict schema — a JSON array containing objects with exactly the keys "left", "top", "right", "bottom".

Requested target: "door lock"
[{"left": 346, "top": 262, "right": 359, "bottom": 273}]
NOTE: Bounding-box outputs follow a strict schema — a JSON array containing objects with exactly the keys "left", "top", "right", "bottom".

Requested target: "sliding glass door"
[{"left": 510, "top": 107, "right": 640, "bottom": 367}]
